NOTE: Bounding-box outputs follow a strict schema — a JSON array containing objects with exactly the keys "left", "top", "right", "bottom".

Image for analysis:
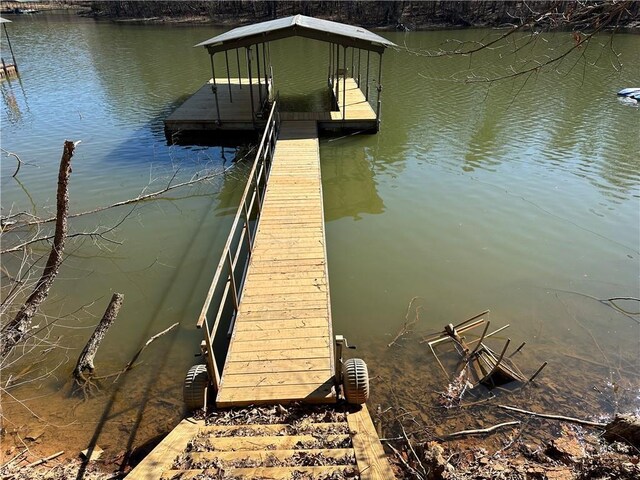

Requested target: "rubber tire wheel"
[
  {"left": 342, "top": 358, "right": 370, "bottom": 405},
  {"left": 183, "top": 364, "right": 208, "bottom": 411}
]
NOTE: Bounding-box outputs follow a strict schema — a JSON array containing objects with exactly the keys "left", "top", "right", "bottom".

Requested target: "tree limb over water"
[{"left": 404, "top": 1, "right": 637, "bottom": 82}]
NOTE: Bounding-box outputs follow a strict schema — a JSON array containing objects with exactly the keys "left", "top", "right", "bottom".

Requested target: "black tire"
[
  {"left": 183, "top": 364, "right": 208, "bottom": 411},
  {"left": 342, "top": 358, "right": 369, "bottom": 405}
]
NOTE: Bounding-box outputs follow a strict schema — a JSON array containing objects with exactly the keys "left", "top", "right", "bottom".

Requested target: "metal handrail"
[{"left": 196, "top": 95, "right": 281, "bottom": 391}]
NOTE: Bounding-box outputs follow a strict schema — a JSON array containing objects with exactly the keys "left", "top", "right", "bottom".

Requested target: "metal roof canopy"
[{"left": 195, "top": 14, "right": 396, "bottom": 54}]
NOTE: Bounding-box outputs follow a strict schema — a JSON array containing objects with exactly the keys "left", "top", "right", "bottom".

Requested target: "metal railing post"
[{"left": 227, "top": 250, "right": 239, "bottom": 310}]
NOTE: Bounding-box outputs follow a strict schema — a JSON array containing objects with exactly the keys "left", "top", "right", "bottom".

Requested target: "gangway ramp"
[{"left": 216, "top": 121, "right": 336, "bottom": 407}]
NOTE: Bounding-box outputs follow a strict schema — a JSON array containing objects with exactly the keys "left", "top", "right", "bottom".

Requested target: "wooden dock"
[
  {"left": 164, "top": 78, "right": 270, "bottom": 134},
  {"left": 332, "top": 77, "right": 377, "bottom": 121},
  {"left": 138, "top": 17, "right": 398, "bottom": 476},
  {"left": 216, "top": 120, "right": 336, "bottom": 407},
  {"left": 127, "top": 405, "right": 394, "bottom": 479},
  {"left": 164, "top": 77, "right": 377, "bottom": 141}
]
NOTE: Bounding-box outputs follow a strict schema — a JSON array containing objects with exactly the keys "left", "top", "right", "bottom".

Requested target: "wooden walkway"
[
  {"left": 127, "top": 405, "right": 394, "bottom": 479},
  {"left": 216, "top": 120, "right": 336, "bottom": 407}
]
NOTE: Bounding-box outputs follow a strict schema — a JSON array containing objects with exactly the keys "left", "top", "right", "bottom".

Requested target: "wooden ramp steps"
[
  {"left": 215, "top": 121, "right": 336, "bottom": 408},
  {"left": 127, "top": 405, "right": 394, "bottom": 479}
]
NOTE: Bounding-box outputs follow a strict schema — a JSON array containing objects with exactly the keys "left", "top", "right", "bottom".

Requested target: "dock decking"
[
  {"left": 332, "top": 77, "right": 377, "bottom": 121},
  {"left": 216, "top": 121, "right": 336, "bottom": 407},
  {"left": 164, "top": 78, "right": 269, "bottom": 133},
  {"left": 164, "top": 77, "right": 378, "bottom": 141}
]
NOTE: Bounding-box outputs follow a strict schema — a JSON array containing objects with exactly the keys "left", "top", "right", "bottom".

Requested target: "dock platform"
[
  {"left": 164, "top": 78, "right": 269, "bottom": 135},
  {"left": 164, "top": 77, "right": 377, "bottom": 142},
  {"left": 216, "top": 121, "right": 336, "bottom": 407}
]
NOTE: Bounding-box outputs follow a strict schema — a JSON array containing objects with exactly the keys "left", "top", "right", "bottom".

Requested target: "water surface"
[{"left": 1, "top": 14, "right": 638, "bottom": 463}]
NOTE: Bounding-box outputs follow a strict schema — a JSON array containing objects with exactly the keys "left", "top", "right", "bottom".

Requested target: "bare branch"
[
  {"left": 0, "top": 141, "right": 76, "bottom": 360},
  {"left": 2, "top": 146, "right": 253, "bottom": 232}
]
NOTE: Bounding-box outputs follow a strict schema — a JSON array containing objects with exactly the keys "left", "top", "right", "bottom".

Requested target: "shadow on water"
[{"left": 73, "top": 158, "right": 244, "bottom": 476}]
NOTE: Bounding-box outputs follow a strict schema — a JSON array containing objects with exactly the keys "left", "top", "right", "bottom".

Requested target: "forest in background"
[{"left": 86, "top": 1, "right": 640, "bottom": 29}]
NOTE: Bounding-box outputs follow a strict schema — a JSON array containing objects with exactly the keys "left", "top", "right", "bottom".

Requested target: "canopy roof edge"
[{"left": 196, "top": 14, "right": 395, "bottom": 54}]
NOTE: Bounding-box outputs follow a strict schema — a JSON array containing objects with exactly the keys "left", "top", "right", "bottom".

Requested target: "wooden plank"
[
  {"left": 229, "top": 337, "right": 329, "bottom": 352},
  {"left": 232, "top": 326, "right": 328, "bottom": 340},
  {"left": 238, "top": 301, "right": 328, "bottom": 313},
  {"left": 188, "top": 448, "right": 355, "bottom": 463},
  {"left": 200, "top": 423, "right": 347, "bottom": 435},
  {"left": 125, "top": 418, "right": 203, "bottom": 479},
  {"left": 216, "top": 385, "right": 335, "bottom": 406},
  {"left": 237, "top": 309, "right": 328, "bottom": 320},
  {"left": 245, "top": 276, "right": 326, "bottom": 286},
  {"left": 346, "top": 405, "right": 395, "bottom": 480},
  {"left": 240, "top": 292, "right": 327, "bottom": 305},
  {"left": 222, "top": 358, "right": 330, "bottom": 374},
  {"left": 194, "top": 434, "right": 349, "bottom": 451},
  {"left": 226, "top": 466, "right": 355, "bottom": 479},
  {"left": 161, "top": 466, "right": 356, "bottom": 480},
  {"left": 234, "top": 318, "right": 329, "bottom": 330},
  {"left": 219, "top": 371, "right": 333, "bottom": 387},
  {"left": 227, "top": 347, "right": 329, "bottom": 362}
]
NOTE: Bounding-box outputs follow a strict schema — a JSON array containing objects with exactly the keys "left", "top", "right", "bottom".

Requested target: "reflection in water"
[{"left": 321, "top": 141, "right": 384, "bottom": 221}]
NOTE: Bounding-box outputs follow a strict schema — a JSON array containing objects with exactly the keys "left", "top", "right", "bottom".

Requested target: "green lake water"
[{"left": 1, "top": 13, "right": 638, "bottom": 463}]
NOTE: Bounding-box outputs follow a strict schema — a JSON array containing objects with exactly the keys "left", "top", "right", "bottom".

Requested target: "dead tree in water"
[
  {"left": 74, "top": 293, "right": 124, "bottom": 381},
  {"left": 0, "top": 140, "right": 76, "bottom": 361}
]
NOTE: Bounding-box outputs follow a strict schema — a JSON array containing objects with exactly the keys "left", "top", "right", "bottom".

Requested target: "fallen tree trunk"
[
  {"left": 0, "top": 140, "right": 76, "bottom": 361},
  {"left": 74, "top": 293, "right": 124, "bottom": 379}
]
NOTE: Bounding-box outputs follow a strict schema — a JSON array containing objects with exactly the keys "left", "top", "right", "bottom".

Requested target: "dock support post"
[
  {"left": 342, "top": 46, "right": 347, "bottom": 121},
  {"left": 256, "top": 44, "right": 263, "bottom": 110},
  {"left": 225, "top": 51, "right": 232, "bottom": 102},
  {"left": 328, "top": 42, "right": 332, "bottom": 87},
  {"left": 350, "top": 47, "right": 354, "bottom": 81},
  {"left": 262, "top": 42, "right": 268, "bottom": 88},
  {"left": 246, "top": 47, "right": 256, "bottom": 125},
  {"left": 236, "top": 49, "right": 242, "bottom": 88},
  {"left": 366, "top": 50, "right": 370, "bottom": 100},
  {"left": 357, "top": 48, "right": 361, "bottom": 87},
  {"left": 210, "top": 54, "right": 221, "bottom": 125},
  {"left": 267, "top": 42, "right": 273, "bottom": 90},
  {"left": 335, "top": 45, "right": 340, "bottom": 108},
  {"left": 376, "top": 52, "right": 383, "bottom": 129}
]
